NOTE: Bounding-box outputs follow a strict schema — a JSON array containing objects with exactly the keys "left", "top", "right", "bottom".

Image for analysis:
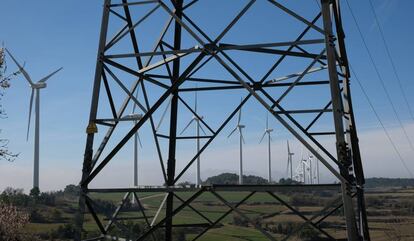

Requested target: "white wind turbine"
[
  {"left": 180, "top": 90, "right": 206, "bottom": 187},
  {"left": 286, "top": 140, "right": 295, "bottom": 180},
  {"left": 128, "top": 87, "right": 143, "bottom": 203},
  {"left": 259, "top": 114, "right": 274, "bottom": 183},
  {"left": 6, "top": 49, "right": 62, "bottom": 190},
  {"left": 228, "top": 100, "right": 246, "bottom": 185},
  {"left": 308, "top": 153, "right": 320, "bottom": 184}
]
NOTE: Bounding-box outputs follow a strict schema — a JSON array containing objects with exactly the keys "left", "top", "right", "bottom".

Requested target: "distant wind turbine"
[
  {"left": 259, "top": 114, "right": 273, "bottom": 183},
  {"left": 128, "top": 87, "right": 143, "bottom": 203},
  {"left": 132, "top": 87, "right": 143, "bottom": 186},
  {"left": 180, "top": 90, "right": 206, "bottom": 187},
  {"left": 6, "top": 49, "right": 62, "bottom": 190},
  {"left": 286, "top": 140, "right": 294, "bottom": 180},
  {"left": 228, "top": 99, "right": 246, "bottom": 185}
]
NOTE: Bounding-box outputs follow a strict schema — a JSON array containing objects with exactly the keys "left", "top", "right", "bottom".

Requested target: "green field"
[{"left": 2, "top": 185, "right": 413, "bottom": 240}]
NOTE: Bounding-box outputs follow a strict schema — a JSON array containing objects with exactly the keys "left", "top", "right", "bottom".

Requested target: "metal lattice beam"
[{"left": 76, "top": 0, "right": 370, "bottom": 240}]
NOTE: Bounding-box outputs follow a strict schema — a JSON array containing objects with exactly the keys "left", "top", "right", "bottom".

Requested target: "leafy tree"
[
  {"left": 0, "top": 46, "right": 20, "bottom": 162},
  {"left": 204, "top": 173, "right": 269, "bottom": 185},
  {"left": 64, "top": 184, "right": 80, "bottom": 197},
  {"left": 30, "top": 187, "right": 40, "bottom": 198},
  {"left": 1, "top": 187, "right": 31, "bottom": 207}
]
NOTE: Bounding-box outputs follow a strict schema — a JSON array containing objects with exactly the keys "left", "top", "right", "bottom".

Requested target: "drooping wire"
[
  {"left": 350, "top": 66, "right": 414, "bottom": 178},
  {"left": 367, "top": 0, "right": 414, "bottom": 121},
  {"left": 345, "top": 0, "right": 414, "bottom": 151},
  {"left": 312, "top": 0, "right": 413, "bottom": 177}
]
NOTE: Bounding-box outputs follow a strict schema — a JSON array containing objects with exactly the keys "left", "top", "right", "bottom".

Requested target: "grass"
[{"left": 20, "top": 187, "right": 414, "bottom": 240}]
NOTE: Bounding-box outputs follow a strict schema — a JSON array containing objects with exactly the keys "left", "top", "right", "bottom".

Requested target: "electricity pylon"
[{"left": 76, "top": 1, "right": 370, "bottom": 240}]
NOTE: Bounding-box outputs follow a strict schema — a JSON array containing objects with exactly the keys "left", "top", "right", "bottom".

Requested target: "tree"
[
  {"left": 0, "top": 202, "right": 40, "bottom": 241},
  {"left": 0, "top": 46, "right": 20, "bottom": 162},
  {"left": 29, "top": 187, "right": 40, "bottom": 198}
]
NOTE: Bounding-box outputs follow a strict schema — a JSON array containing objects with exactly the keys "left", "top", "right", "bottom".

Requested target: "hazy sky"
[{"left": 1, "top": 0, "right": 414, "bottom": 192}]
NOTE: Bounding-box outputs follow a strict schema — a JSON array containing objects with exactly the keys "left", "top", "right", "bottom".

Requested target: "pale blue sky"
[{"left": 1, "top": 0, "right": 414, "bottom": 191}]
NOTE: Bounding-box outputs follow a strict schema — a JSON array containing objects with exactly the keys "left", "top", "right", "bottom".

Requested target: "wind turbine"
[
  {"left": 309, "top": 154, "right": 320, "bottom": 184},
  {"left": 228, "top": 100, "right": 246, "bottom": 185},
  {"left": 308, "top": 154, "right": 313, "bottom": 184},
  {"left": 6, "top": 49, "right": 62, "bottom": 190},
  {"left": 286, "top": 140, "right": 294, "bottom": 180},
  {"left": 128, "top": 87, "right": 144, "bottom": 204},
  {"left": 180, "top": 90, "right": 206, "bottom": 187},
  {"left": 259, "top": 114, "right": 273, "bottom": 183}
]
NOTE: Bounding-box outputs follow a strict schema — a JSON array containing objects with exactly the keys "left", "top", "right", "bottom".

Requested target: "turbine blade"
[
  {"left": 198, "top": 123, "right": 207, "bottom": 135},
  {"left": 132, "top": 84, "right": 140, "bottom": 113},
  {"left": 5, "top": 48, "right": 34, "bottom": 85},
  {"left": 266, "top": 113, "right": 269, "bottom": 129},
  {"left": 286, "top": 157, "right": 290, "bottom": 174},
  {"left": 227, "top": 127, "right": 237, "bottom": 138},
  {"left": 287, "top": 140, "right": 290, "bottom": 153},
  {"left": 240, "top": 129, "right": 246, "bottom": 144},
  {"left": 39, "top": 67, "right": 63, "bottom": 83},
  {"left": 259, "top": 132, "right": 266, "bottom": 144},
  {"left": 238, "top": 106, "right": 242, "bottom": 125},
  {"left": 156, "top": 95, "right": 172, "bottom": 131},
  {"left": 194, "top": 86, "right": 198, "bottom": 114},
  {"left": 137, "top": 132, "right": 143, "bottom": 148},
  {"left": 180, "top": 119, "right": 194, "bottom": 135},
  {"left": 26, "top": 89, "right": 35, "bottom": 141}
]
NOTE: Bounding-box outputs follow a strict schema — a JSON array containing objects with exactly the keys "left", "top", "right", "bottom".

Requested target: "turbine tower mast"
[
  {"left": 259, "top": 114, "right": 274, "bottom": 183},
  {"left": 181, "top": 88, "right": 206, "bottom": 187},
  {"left": 287, "top": 140, "right": 294, "bottom": 180},
  {"left": 6, "top": 49, "right": 62, "bottom": 190},
  {"left": 228, "top": 99, "right": 246, "bottom": 184}
]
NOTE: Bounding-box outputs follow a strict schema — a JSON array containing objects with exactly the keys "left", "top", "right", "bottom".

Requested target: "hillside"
[
  {"left": 365, "top": 177, "right": 414, "bottom": 188},
  {"left": 203, "top": 173, "right": 269, "bottom": 185}
]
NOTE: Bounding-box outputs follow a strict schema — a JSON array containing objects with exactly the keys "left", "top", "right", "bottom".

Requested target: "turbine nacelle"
[
  {"left": 32, "top": 82, "right": 47, "bottom": 89},
  {"left": 123, "top": 113, "right": 143, "bottom": 121},
  {"left": 265, "top": 128, "right": 273, "bottom": 133},
  {"left": 192, "top": 115, "right": 203, "bottom": 121},
  {"left": 238, "top": 124, "right": 245, "bottom": 129}
]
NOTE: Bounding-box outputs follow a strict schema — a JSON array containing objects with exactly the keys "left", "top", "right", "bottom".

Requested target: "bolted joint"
[
  {"left": 337, "top": 141, "right": 349, "bottom": 164},
  {"left": 252, "top": 82, "right": 262, "bottom": 91},
  {"left": 86, "top": 122, "right": 98, "bottom": 134},
  {"left": 328, "top": 34, "right": 337, "bottom": 45},
  {"left": 203, "top": 43, "right": 218, "bottom": 54}
]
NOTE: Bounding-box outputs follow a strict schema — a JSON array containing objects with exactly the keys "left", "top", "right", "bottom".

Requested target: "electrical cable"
[
  {"left": 345, "top": 0, "right": 414, "bottom": 151},
  {"left": 350, "top": 65, "right": 414, "bottom": 178},
  {"left": 367, "top": 0, "right": 414, "bottom": 121},
  {"left": 313, "top": 0, "right": 414, "bottom": 177}
]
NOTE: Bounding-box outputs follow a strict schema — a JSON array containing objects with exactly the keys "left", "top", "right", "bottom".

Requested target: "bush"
[
  {"left": 50, "top": 223, "right": 77, "bottom": 239},
  {"left": 298, "top": 226, "right": 321, "bottom": 241},
  {"left": 232, "top": 213, "right": 248, "bottom": 227},
  {"left": 0, "top": 187, "right": 31, "bottom": 207},
  {"left": 29, "top": 209, "right": 48, "bottom": 223},
  {"left": 0, "top": 202, "right": 40, "bottom": 241}
]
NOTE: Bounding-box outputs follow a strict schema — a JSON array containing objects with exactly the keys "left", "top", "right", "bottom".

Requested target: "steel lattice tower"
[{"left": 76, "top": 0, "right": 370, "bottom": 240}]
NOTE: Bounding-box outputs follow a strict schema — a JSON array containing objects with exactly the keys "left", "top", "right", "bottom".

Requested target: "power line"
[
  {"left": 367, "top": 0, "right": 414, "bottom": 121},
  {"left": 345, "top": 0, "right": 414, "bottom": 151},
  {"left": 350, "top": 66, "right": 414, "bottom": 178}
]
